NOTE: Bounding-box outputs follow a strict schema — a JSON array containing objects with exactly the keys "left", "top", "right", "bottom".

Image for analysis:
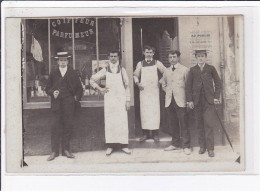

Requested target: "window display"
[{"left": 23, "top": 18, "right": 121, "bottom": 108}]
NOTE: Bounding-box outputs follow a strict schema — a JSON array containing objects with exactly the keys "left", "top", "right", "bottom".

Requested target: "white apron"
[
  {"left": 104, "top": 69, "right": 129, "bottom": 144},
  {"left": 140, "top": 64, "right": 160, "bottom": 130}
]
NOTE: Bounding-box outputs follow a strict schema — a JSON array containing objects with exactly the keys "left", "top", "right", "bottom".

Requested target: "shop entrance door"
[{"left": 132, "top": 18, "right": 179, "bottom": 142}]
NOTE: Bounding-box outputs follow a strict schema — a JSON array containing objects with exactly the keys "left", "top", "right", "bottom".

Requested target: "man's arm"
[
  {"left": 212, "top": 66, "right": 222, "bottom": 100},
  {"left": 161, "top": 71, "right": 167, "bottom": 92},
  {"left": 133, "top": 62, "right": 142, "bottom": 84},
  {"left": 90, "top": 68, "right": 108, "bottom": 95},
  {"left": 185, "top": 68, "right": 193, "bottom": 103},
  {"left": 122, "top": 67, "right": 131, "bottom": 102},
  {"left": 156, "top": 60, "right": 166, "bottom": 74},
  {"left": 184, "top": 67, "right": 190, "bottom": 85}
]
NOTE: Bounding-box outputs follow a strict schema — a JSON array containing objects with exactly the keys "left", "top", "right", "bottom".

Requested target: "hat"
[
  {"left": 54, "top": 52, "right": 71, "bottom": 59},
  {"left": 194, "top": 49, "right": 209, "bottom": 55}
]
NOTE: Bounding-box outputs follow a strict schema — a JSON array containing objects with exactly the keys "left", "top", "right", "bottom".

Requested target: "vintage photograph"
[{"left": 6, "top": 15, "right": 244, "bottom": 173}]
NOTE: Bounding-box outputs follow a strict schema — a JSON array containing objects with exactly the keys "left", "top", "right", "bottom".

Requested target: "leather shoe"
[
  {"left": 139, "top": 135, "right": 148, "bottom": 142},
  {"left": 47, "top": 152, "right": 58, "bottom": 161},
  {"left": 164, "top": 145, "right": 180, "bottom": 151},
  {"left": 106, "top": 148, "right": 113, "bottom": 156},
  {"left": 208, "top": 150, "right": 215, "bottom": 157},
  {"left": 63, "top": 150, "right": 75, "bottom": 158},
  {"left": 183, "top": 148, "right": 192, "bottom": 155},
  {"left": 198, "top": 148, "right": 206, "bottom": 154},
  {"left": 153, "top": 135, "right": 160, "bottom": 142},
  {"left": 122, "top": 148, "right": 131, "bottom": 155}
]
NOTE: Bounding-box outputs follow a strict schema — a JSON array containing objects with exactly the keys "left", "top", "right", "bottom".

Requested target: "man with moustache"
[
  {"left": 90, "top": 50, "right": 131, "bottom": 156},
  {"left": 134, "top": 45, "right": 166, "bottom": 142},
  {"left": 45, "top": 51, "right": 83, "bottom": 161},
  {"left": 186, "top": 50, "right": 222, "bottom": 157},
  {"left": 162, "top": 50, "right": 191, "bottom": 155}
]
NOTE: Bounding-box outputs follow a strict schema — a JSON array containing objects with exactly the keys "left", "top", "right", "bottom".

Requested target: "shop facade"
[{"left": 22, "top": 16, "right": 242, "bottom": 156}]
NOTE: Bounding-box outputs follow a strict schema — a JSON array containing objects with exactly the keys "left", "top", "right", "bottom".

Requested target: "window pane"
[
  {"left": 25, "top": 19, "right": 50, "bottom": 103},
  {"left": 72, "top": 18, "right": 98, "bottom": 102},
  {"left": 90, "top": 18, "right": 121, "bottom": 101},
  {"left": 50, "top": 18, "right": 73, "bottom": 71}
]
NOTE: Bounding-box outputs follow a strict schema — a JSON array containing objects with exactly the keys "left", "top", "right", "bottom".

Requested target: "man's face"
[
  {"left": 143, "top": 49, "right": 154, "bottom": 60},
  {"left": 58, "top": 58, "right": 68, "bottom": 68},
  {"left": 195, "top": 53, "right": 207, "bottom": 64},
  {"left": 108, "top": 53, "right": 119, "bottom": 64},
  {"left": 168, "top": 53, "right": 179, "bottom": 66}
]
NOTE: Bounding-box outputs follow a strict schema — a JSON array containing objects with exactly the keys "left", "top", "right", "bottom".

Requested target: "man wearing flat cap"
[
  {"left": 45, "top": 51, "right": 83, "bottom": 161},
  {"left": 186, "top": 50, "right": 222, "bottom": 157}
]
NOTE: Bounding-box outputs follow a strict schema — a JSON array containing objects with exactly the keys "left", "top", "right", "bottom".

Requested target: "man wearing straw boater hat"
[
  {"left": 186, "top": 49, "right": 222, "bottom": 157},
  {"left": 45, "top": 51, "right": 83, "bottom": 161}
]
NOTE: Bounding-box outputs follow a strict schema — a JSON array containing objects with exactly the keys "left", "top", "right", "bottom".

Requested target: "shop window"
[
  {"left": 23, "top": 18, "right": 121, "bottom": 108},
  {"left": 24, "top": 19, "right": 50, "bottom": 103}
]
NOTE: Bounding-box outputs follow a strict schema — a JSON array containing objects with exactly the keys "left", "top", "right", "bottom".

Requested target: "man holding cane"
[{"left": 186, "top": 50, "right": 221, "bottom": 157}]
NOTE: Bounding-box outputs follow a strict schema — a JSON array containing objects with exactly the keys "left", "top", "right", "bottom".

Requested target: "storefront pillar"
[{"left": 121, "top": 18, "right": 134, "bottom": 106}]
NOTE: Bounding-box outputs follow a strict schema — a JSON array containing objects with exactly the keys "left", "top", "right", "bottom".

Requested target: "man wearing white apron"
[
  {"left": 134, "top": 45, "right": 166, "bottom": 142},
  {"left": 90, "top": 51, "right": 131, "bottom": 156}
]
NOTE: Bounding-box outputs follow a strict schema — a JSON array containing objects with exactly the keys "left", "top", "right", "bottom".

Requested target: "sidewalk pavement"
[{"left": 22, "top": 145, "right": 243, "bottom": 173}]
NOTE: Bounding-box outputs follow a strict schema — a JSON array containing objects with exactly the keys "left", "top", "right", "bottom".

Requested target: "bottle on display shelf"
[
  {"left": 30, "top": 86, "right": 35, "bottom": 97},
  {"left": 38, "top": 86, "right": 44, "bottom": 96},
  {"left": 85, "top": 76, "right": 90, "bottom": 89}
]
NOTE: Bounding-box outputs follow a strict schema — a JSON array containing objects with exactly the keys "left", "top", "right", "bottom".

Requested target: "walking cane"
[{"left": 214, "top": 104, "right": 240, "bottom": 163}]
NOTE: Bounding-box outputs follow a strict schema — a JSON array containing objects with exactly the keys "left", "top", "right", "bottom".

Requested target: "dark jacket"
[
  {"left": 186, "top": 63, "right": 222, "bottom": 105},
  {"left": 46, "top": 66, "right": 83, "bottom": 111}
]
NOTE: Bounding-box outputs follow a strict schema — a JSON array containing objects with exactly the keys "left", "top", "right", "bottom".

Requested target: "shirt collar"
[
  {"left": 174, "top": 62, "right": 180, "bottom": 68},
  {"left": 169, "top": 62, "right": 179, "bottom": 69},
  {"left": 145, "top": 58, "right": 153, "bottom": 63},
  {"left": 109, "top": 61, "right": 119, "bottom": 67},
  {"left": 59, "top": 66, "right": 67, "bottom": 71},
  {"left": 168, "top": 65, "right": 173, "bottom": 69},
  {"left": 198, "top": 63, "right": 205, "bottom": 68}
]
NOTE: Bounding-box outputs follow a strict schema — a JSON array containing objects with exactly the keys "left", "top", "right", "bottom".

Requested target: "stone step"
[{"left": 129, "top": 137, "right": 172, "bottom": 149}]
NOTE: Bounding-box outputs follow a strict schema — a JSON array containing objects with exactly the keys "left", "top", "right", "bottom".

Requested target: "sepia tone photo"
[{"left": 5, "top": 15, "right": 244, "bottom": 173}]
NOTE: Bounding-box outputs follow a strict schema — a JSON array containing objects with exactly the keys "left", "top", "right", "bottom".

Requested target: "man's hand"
[
  {"left": 126, "top": 101, "right": 130, "bottom": 111},
  {"left": 53, "top": 90, "right": 59, "bottom": 99},
  {"left": 187, "top": 101, "right": 194, "bottom": 109},
  {"left": 100, "top": 87, "right": 109, "bottom": 95},
  {"left": 137, "top": 82, "right": 144, "bottom": 91},
  {"left": 214, "top": 99, "right": 220, "bottom": 104}
]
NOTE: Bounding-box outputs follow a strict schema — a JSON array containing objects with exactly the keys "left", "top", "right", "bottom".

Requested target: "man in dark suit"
[
  {"left": 186, "top": 50, "right": 221, "bottom": 157},
  {"left": 45, "top": 52, "right": 83, "bottom": 161}
]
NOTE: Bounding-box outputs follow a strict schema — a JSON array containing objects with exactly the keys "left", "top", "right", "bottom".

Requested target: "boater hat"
[
  {"left": 193, "top": 49, "right": 209, "bottom": 55},
  {"left": 54, "top": 52, "right": 71, "bottom": 59}
]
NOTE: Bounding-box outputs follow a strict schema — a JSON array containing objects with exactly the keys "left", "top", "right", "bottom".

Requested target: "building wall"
[
  {"left": 178, "top": 16, "right": 241, "bottom": 145},
  {"left": 221, "top": 16, "right": 242, "bottom": 145}
]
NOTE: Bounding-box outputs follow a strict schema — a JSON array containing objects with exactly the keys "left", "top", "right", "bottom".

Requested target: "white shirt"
[
  {"left": 90, "top": 62, "right": 131, "bottom": 101},
  {"left": 198, "top": 63, "right": 206, "bottom": 71},
  {"left": 109, "top": 61, "right": 119, "bottom": 73},
  {"left": 59, "top": 66, "right": 67, "bottom": 77},
  {"left": 145, "top": 58, "right": 152, "bottom": 63}
]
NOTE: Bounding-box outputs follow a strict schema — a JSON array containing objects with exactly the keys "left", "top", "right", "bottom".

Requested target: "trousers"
[
  {"left": 51, "top": 96, "right": 75, "bottom": 153},
  {"left": 194, "top": 88, "right": 216, "bottom": 151},
  {"left": 166, "top": 95, "right": 190, "bottom": 148}
]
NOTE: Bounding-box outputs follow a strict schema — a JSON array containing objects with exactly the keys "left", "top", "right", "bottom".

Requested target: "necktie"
[
  {"left": 200, "top": 65, "right": 203, "bottom": 71},
  {"left": 172, "top": 66, "right": 175, "bottom": 72}
]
